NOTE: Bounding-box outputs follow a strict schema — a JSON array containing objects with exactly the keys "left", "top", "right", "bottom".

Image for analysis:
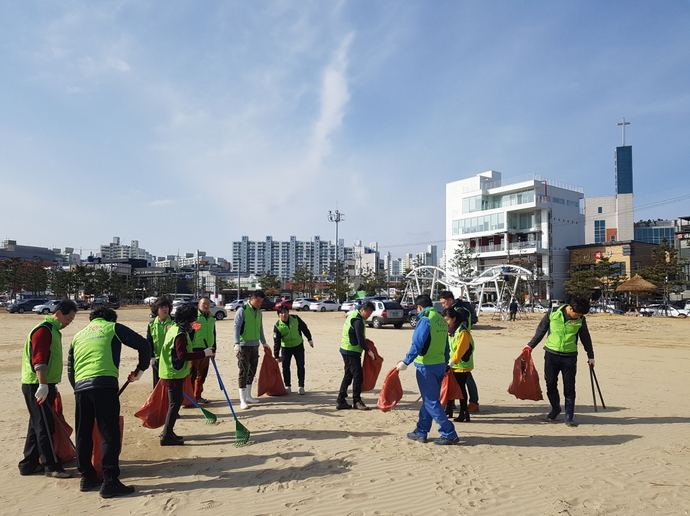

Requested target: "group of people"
[{"left": 19, "top": 287, "right": 595, "bottom": 495}]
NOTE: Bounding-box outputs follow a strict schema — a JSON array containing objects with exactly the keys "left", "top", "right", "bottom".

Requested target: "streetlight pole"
[{"left": 328, "top": 209, "right": 345, "bottom": 298}]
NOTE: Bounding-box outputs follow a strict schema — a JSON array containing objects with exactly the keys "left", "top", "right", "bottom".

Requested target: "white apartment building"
[
  {"left": 99, "top": 237, "right": 155, "bottom": 266},
  {"left": 446, "top": 171, "right": 585, "bottom": 301}
]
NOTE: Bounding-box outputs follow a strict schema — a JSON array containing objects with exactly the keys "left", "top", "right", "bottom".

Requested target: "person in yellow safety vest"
[
  {"left": 273, "top": 305, "right": 314, "bottom": 394},
  {"left": 68, "top": 307, "right": 150, "bottom": 497},
  {"left": 336, "top": 301, "right": 376, "bottom": 411},
  {"left": 188, "top": 297, "right": 216, "bottom": 404},
  {"left": 442, "top": 308, "right": 474, "bottom": 423},
  {"left": 522, "top": 297, "right": 595, "bottom": 427},
  {"left": 233, "top": 290, "right": 270, "bottom": 409},
  {"left": 396, "top": 295, "right": 460, "bottom": 445},
  {"left": 158, "top": 303, "right": 215, "bottom": 446},
  {"left": 19, "top": 300, "right": 77, "bottom": 479},
  {"left": 146, "top": 297, "right": 173, "bottom": 389}
]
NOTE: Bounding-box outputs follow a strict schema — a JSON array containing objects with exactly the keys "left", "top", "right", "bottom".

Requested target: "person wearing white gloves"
[
  {"left": 234, "top": 290, "right": 270, "bottom": 409},
  {"left": 68, "top": 307, "right": 150, "bottom": 497},
  {"left": 19, "top": 300, "right": 77, "bottom": 479},
  {"left": 273, "top": 306, "right": 314, "bottom": 394},
  {"left": 396, "top": 295, "right": 460, "bottom": 446},
  {"left": 336, "top": 301, "right": 376, "bottom": 411},
  {"left": 522, "top": 297, "right": 594, "bottom": 427}
]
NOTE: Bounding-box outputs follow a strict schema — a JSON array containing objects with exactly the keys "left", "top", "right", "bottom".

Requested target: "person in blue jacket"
[{"left": 396, "top": 295, "right": 460, "bottom": 445}]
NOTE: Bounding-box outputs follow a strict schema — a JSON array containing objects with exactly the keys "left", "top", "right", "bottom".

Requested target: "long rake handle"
[
  {"left": 210, "top": 356, "right": 239, "bottom": 419},
  {"left": 182, "top": 391, "right": 201, "bottom": 408},
  {"left": 45, "top": 403, "right": 76, "bottom": 451},
  {"left": 591, "top": 367, "right": 606, "bottom": 409},
  {"left": 589, "top": 366, "right": 598, "bottom": 412}
]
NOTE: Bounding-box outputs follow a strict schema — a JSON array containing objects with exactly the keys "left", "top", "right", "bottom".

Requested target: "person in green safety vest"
[
  {"left": 189, "top": 297, "right": 216, "bottom": 404},
  {"left": 522, "top": 297, "right": 595, "bottom": 427},
  {"left": 395, "top": 295, "right": 460, "bottom": 445},
  {"left": 442, "top": 307, "right": 474, "bottom": 423},
  {"left": 234, "top": 290, "right": 270, "bottom": 409},
  {"left": 146, "top": 297, "right": 173, "bottom": 388},
  {"left": 272, "top": 305, "right": 313, "bottom": 394},
  {"left": 68, "top": 307, "right": 150, "bottom": 497},
  {"left": 336, "top": 301, "right": 375, "bottom": 411},
  {"left": 19, "top": 300, "right": 77, "bottom": 479}
]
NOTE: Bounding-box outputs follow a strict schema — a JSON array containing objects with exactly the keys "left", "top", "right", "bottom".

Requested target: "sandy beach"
[{"left": 1, "top": 307, "right": 689, "bottom": 516}]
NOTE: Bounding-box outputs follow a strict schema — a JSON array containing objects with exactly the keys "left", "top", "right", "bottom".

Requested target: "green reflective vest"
[
  {"left": 159, "top": 324, "right": 193, "bottom": 380},
  {"left": 545, "top": 306, "right": 583, "bottom": 354},
  {"left": 341, "top": 310, "right": 366, "bottom": 353},
  {"left": 192, "top": 310, "right": 215, "bottom": 349},
  {"left": 414, "top": 308, "right": 448, "bottom": 366},
  {"left": 240, "top": 304, "right": 262, "bottom": 342},
  {"left": 149, "top": 316, "right": 173, "bottom": 358},
  {"left": 21, "top": 317, "right": 63, "bottom": 384},
  {"left": 71, "top": 319, "right": 120, "bottom": 382},
  {"left": 450, "top": 326, "right": 474, "bottom": 371},
  {"left": 275, "top": 315, "right": 303, "bottom": 348}
]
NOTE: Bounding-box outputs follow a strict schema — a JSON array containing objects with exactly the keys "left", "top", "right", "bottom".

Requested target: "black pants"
[
  {"left": 152, "top": 361, "right": 160, "bottom": 389},
  {"left": 237, "top": 346, "right": 259, "bottom": 388},
  {"left": 19, "top": 383, "right": 60, "bottom": 473},
  {"left": 75, "top": 388, "right": 121, "bottom": 484},
  {"left": 452, "top": 371, "right": 470, "bottom": 412},
  {"left": 544, "top": 351, "right": 577, "bottom": 407},
  {"left": 337, "top": 354, "right": 363, "bottom": 404},
  {"left": 163, "top": 384, "right": 183, "bottom": 438},
  {"left": 282, "top": 344, "right": 305, "bottom": 388}
]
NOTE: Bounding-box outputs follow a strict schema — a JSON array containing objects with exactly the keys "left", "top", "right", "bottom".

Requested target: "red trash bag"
[
  {"left": 361, "top": 340, "right": 384, "bottom": 392},
  {"left": 50, "top": 391, "right": 76, "bottom": 463},
  {"left": 92, "top": 416, "right": 124, "bottom": 477},
  {"left": 257, "top": 346, "right": 288, "bottom": 396},
  {"left": 377, "top": 368, "right": 403, "bottom": 412},
  {"left": 508, "top": 349, "right": 544, "bottom": 401},
  {"left": 439, "top": 369, "right": 463, "bottom": 406},
  {"left": 134, "top": 376, "right": 195, "bottom": 429}
]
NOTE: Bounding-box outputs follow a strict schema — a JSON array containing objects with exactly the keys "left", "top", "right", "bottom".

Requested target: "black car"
[
  {"left": 7, "top": 299, "right": 48, "bottom": 314},
  {"left": 74, "top": 299, "right": 90, "bottom": 311},
  {"left": 91, "top": 296, "right": 120, "bottom": 309}
]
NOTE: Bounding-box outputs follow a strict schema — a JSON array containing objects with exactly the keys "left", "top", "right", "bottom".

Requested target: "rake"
[
  {"left": 210, "top": 356, "right": 250, "bottom": 446},
  {"left": 182, "top": 391, "right": 217, "bottom": 424}
]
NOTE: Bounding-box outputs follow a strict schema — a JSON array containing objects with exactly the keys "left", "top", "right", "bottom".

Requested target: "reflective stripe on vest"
[
  {"left": 159, "top": 325, "right": 193, "bottom": 380},
  {"left": 544, "top": 306, "right": 582, "bottom": 353},
  {"left": 240, "top": 304, "right": 262, "bottom": 342},
  {"left": 414, "top": 308, "right": 448, "bottom": 366},
  {"left": 21, "top": 318, "right": 63, "bottom": 384},
  {"left": 149, "top": 316, "right": 173, "bottom": 358},
  {"left": 276, "top": 315, "right": 303, "bottom": 348},
  {"left": 341, "top": 310, "right": 365, "bottom": 353},
  {"left": 71, "top": 319, "right": 120, "bottom": 382}
]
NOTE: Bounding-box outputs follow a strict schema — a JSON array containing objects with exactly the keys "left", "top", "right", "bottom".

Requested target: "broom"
[
  {"left": 210, "top": 356, "right": 250, "bottom": 446},
  {"left": 181, "top": 391, "right": 217, "bottom": 424}
]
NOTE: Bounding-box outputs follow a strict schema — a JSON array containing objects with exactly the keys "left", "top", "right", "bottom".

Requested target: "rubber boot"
[
  {"left": 238, "top": 388, "right": 249, "bottom": 410},
  {"left": 546, "top": 391, "right": 561, "bottom": 421},
  {"left": 245, "top": 382, "right": 260, "bottom": 404},
  {"left": 564, "top": 398, "right": 577, "bottom": 427}
]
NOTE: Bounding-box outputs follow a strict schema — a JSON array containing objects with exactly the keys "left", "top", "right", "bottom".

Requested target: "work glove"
[
  {"left": 35, "top": 384, "right": 49, "bottom": 404},
  {"left": 522, "top": 346, "right": 533, "bottom": 354},
  {"left": 367, "top": 350, "right": 375, "bottom": 360},
  {"left": 262, "top": 342, "right": 271, "bottom": 348},
  {"left": 150, "top": 357, "right": 158, "bottom": 367},
  {"left": 308, "top": 340, "right": 314, "bottom": 348},
  {"left": 587, "top": 358, "right": 595, "bottom": 367},
  {"left": 127, "top": 369, "right": 144, "bottom": 382},
  {"left": 276, "top": 356, "right": 282, "bottom": 363},
  {"left": 203, "top": 347, "right": 215, "bottom": 357},
  {"left": 448, "top": 360, "right": 456, "bottom": 368},
  {"left": 233, "top": 344, "right": 241, "bottom": 353},
  {"left": 395, "top": 361, "right": 408, "bottom": 372}
]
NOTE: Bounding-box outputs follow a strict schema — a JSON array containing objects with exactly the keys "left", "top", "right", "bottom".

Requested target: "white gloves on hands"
[
  {"left": 448, "top": 360, "right": 456, "bottom": 368},
  {"left": 395, "top": 361, "right": 408, "bottom": 372},
  {"left": 150, "top": 357, "right": 158, "bottom": 367},
  {"left": 35, "top": 384, "right": 49, "bottom": 404},
  {"left": 203, "top": 347, "right": 215, "bottom": 357},
  {"left": 234, "top": 344, "right": 241, "bottom": 353},
  {"left": 588, "top": 358, "right": 595, "bottom": 367},
  {"left": 308, "top": 340, "right": 314, "bottom": 348},
  {"left": 367, "top": 350, "right": 375, "bottom": 360}
]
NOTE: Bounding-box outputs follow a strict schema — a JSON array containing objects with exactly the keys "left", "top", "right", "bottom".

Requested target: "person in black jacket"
[
  {"left": 68, "top": 308, "right": 150, "bottom": 498},
  {"left": 273, "top": 306, "right": 313, "bottom": 394}
]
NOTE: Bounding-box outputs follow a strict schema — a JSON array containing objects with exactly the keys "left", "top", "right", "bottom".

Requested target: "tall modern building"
[
  {"left": 99, "top": 237, "right": 155, "bottom": 266},
  {"left": 446, "top": 171, "right": 585, "bottom": 301}
]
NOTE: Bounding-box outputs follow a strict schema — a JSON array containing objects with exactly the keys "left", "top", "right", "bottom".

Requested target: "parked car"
[
  {"left": 74, "top": 299, "right": 90, "bottom": 311},
  {"left": 684, "top": 300, "right": 690, "bottom": 312},
  {"left": 91, "top": 296, "right": 120, "bottom": 309},
  {"left": 476, "top": 302, "right": 501, "bottom": 313},
  {"left": 274, "top": 299, "right": 293, "bottom": 311},
  {"left": 31, "top": 300, "right": 63, "bottom": 315},
  {"left": 7, "top": 299, "right": 48, "bottom": 314},
  {"left": 309, "top": 299, "right": 341, "bottom": 312},
  {"left": 639, "top": 304, "right": 688, "bottom": 318},
  {"left": 260, "top": 298, "right": 276, "bottom": 311},
  {"left": 292, "top": 298, "right": 318, "bottom": 311},
  {"left": 143, "top": 296, "right": 158, "bottom": 305},
  {"left": 365, "top": 300, "right": 405, "bottom": 329},
  {"left": 408, "top": 301, "right": 444, "bottom": 328},
  {"left": 224, "top": 298, "right": 248, "bottom": 311},
  {"left": 340, "top": 300, "right": 360, "bottom": 312},
  {"left": 171, "top": 300, "right": 228, "bottom": 321}
]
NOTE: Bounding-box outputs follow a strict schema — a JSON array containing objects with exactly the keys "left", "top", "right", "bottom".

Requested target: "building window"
[
  {"left": 597, "top": 207, "right": 603, "bottom": 214},
  {"left": 634, "top": 261, "right": 642, "bottom": 270},
  {"left": 594, "top": 220, "right": 606, "bottom": 243}
]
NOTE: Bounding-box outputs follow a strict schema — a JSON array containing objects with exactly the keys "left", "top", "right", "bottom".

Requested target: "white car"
[
  {"left": 340, "top": 300, "right": 360, "bottom": 312},
  {"left": 293, "top": 298, "right": 318, "bottom": 311},
  {"left": 171, "top": 300, "right": 228, "bottom": 321},
  {"left": 143, "top": 296, "right": 158, "bottom": 305},
  {"left": 639, "top": 304, "right": 688, "bottom": 318},
  {"left": 32, "top": 300, "right": 63, "bottom": 315},
  {"left": 477, "top": 302, "right": 500, "bottom": 313},
  {"left": 309, "top": 299, "right": 341, "bottom": 312},
  {"left": 224, "top": 299, "right": 248, "bottom": 311}
]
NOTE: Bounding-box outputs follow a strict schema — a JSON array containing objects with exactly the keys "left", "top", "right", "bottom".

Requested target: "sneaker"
[
  {"left": 45, "top": 469, "right": 71, "bottom": 478},
  {"left": 100, "top": 480, "right": 135, "bottom": 498},
  {"left": 434, "top": 436, "right": 461, "bottom": 446},
  {"left": 196, "top": 397, "right": 210, "bottom": 404},
  {"left": 160, "top": 435, "right": 185, "bottom": 446},
  {"left": 19, "top": 463, "right": 44, "bottom": 476},
  {"left": 298, "top": 387, "right": 305, "bottom": 395},
  {"left": 353, "top": 401, "right": 370, "bottom": 411},
  {"left": 286, "top": 386, "right": 291, "bottom": 393},
  {"left": 80, "top": 476, "right": 103, "bottom": 492},
  {"left": 467, "top": 402, "right": 479, "bottom": 413},
  {"left": 336, "top": 400, "right": 352, "bottom": 410},
  {"left": 407, "top": 432, "right": 428, "bottom": 443}
]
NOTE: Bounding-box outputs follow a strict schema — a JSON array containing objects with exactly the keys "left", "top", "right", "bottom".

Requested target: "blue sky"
[{"left": 1, "top": 1, "right": 689, "bottom": 261}]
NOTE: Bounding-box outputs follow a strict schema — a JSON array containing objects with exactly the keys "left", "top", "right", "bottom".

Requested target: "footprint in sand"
[
  {"left": 343, "top": 492, "right": 375, "bottom": 500},
  {"left": 285, "top": 498, "right": 317, "bottom": 508},
  {"left": 200, "top": 500, "right": 222, "bottom": 510}
]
